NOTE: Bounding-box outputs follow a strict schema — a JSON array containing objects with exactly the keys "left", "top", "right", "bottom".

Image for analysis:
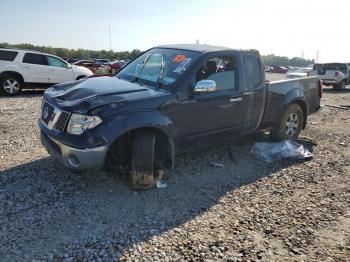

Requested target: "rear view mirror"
[{"left": 193, "top": 80, "right": 216, "bottom": 93}]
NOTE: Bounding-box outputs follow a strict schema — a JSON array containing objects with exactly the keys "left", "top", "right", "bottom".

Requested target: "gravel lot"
[{"left": 0, "top": 79, "right": 349, "bottom": 261}]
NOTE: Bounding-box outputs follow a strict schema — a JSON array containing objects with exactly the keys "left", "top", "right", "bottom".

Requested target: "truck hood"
[{"left": 44, "top": 76, "right": 168, "bottom": 113}]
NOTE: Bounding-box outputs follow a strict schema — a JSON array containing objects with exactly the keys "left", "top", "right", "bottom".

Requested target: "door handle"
[{"left": 230, "top": 98, "right": 242, "bottom": 103}]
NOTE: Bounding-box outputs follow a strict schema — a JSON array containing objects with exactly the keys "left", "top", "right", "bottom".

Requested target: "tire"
[
  {"left": 335, "top": 80, "right": 346, "bottom": 90},
  {"left": 76, "top": 75, "right": 87, "bottom": 80},
  {"left": 131, "top": 131, "right": 156, "bottom": 189},
  {"left": 0, "top": 74, "right": 22, "bottom": 95},
  {"left": 271, "top": 103, "right": 304, "bottom": 141}
]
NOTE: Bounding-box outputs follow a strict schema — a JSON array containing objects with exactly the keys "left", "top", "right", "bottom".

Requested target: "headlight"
[{"left": 67, "top": 113, "right": 102, "bottom": 135}]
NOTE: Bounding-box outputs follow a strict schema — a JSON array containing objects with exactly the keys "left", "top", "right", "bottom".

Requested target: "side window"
[
  {"left": 243, "top": 53, "right": 262, "bottom": 90},
  {"left": 0, "top": 50, "right": 18, "bottom": 61},
  {"left": 23, "top": 53, "right": 48, "bottom": 65},
  {"left": 195, "top": 56, "right": 236, "bottom": 91},
  {"left": 47, "top": 56, "right": 68, "bottom": 68}
]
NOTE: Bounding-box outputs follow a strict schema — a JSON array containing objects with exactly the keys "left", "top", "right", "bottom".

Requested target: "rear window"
[
  {"left": 243, "top": 53, "right": 262, "bottom": 90},
  {"left": 0, "top": 50, "right": 18, "bottom": 61},
  {"left": 23, "top": 53, "right": 48, "bottom": 65},
  {"left": 323, "top": 63, "right": 347, "bottom": 71}
]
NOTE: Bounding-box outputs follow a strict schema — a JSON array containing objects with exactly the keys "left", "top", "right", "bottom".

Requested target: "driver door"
[{"left": 168, "top": 53, "right": 251, "bottom": 148}]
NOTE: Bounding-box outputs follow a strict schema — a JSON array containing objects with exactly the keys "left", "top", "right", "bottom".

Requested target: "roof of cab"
[{"left": 155, "top": 44, "right": 237, "bottom": 53}]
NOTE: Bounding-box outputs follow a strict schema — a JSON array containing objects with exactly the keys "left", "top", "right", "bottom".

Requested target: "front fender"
[{"left": 95, "top": 110, "right": 176, "bottom": 147}]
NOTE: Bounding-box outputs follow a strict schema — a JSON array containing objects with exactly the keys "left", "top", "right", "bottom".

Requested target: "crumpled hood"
[{"left": 44, "top": 76, "right": 167, "bottom": 113}]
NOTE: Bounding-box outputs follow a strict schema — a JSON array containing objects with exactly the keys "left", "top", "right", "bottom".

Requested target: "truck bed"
[{"left": 259, "top": 76, "right": 321, "bottom": 129}]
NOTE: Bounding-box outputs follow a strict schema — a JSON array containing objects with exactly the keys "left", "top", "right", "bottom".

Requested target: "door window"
[
  {"left": 195, "top": 56, "right": 236, "bottom": 91},
  {"left": 47, "top": 56, "right": 68, "bottom": 68},
  {"left": 23, "top": 53, "right": 48, "bottom": 65}
]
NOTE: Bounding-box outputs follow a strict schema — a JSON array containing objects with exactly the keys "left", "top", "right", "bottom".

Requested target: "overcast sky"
[{"left": 1, "top": 0, "right": 348, "bottom": 62}]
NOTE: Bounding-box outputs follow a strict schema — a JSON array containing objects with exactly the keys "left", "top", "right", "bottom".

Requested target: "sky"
[{"left": 1, "top": 0, "right": 349, "bottom": 62}]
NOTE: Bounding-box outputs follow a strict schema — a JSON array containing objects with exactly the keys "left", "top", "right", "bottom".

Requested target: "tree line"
[
  {"left": 0, "top": 42, "right": 314, "bottom": 66},
  {"left": 0, "top": 42, "right": 142, "bottom": 61}
]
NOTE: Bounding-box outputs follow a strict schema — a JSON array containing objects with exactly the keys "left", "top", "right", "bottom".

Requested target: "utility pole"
[{"left": 109, "top": 24, "right": 112, "bottom": 61}]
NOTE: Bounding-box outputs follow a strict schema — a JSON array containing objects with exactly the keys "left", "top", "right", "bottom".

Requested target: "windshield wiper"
[
  {"left": 133, "top": 55, "right": 150, "bottom": 83},
  {"left": 157, "top": 57, "right": 165, "bottom": 88}
]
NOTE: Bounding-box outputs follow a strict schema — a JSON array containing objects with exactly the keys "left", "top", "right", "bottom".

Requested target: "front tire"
[
  {"left": 131, "top": 131, "right": 156, "bottom": 189},
  {"left": 0, "top": 74, "right": 22, "bottom": 95},
  {"left": 271, "top": 103, "right": 304, "bottom": 141}
]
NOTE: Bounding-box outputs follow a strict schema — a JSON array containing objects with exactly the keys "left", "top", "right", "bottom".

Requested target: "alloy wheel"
[{"left": 3, "top": 79, "right": 20, "bottom": 94}]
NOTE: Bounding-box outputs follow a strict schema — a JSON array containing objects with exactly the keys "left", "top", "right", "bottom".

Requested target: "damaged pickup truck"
[{"left": 39, "top": 44, "right": 322, "bottom": 188}]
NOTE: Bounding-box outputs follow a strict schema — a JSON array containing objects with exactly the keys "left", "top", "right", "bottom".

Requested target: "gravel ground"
[{"left": 0, "top": 81, "right": 349, "bottom": 261}]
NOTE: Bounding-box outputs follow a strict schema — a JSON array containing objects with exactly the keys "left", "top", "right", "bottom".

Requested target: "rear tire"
[
  {"left": 336, "top": 80, "right": 346, "bottom": 90},
  {"left": 76, "top": 75, "right": 87, "bottom": 80},
  {"left": 0, "top": 74, "right": 22, "bottom": 95},
  {"left": 271, "top": 103, "right": 304, "bottom": 141},
  {"left": 131, "top": 131, "right": 156, "bottom": 189}
]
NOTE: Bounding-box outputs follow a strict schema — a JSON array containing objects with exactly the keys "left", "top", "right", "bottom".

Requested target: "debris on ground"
[
  {"left": 252, "top": 140, "right": 313, "bottom": 163},
  {"left": 155, "top": 180, "right": 167, "bottom": 189},
  {"left": 210, "top": 161, "right": 224, "bottom": 168},
  {"left": 325, "top": 104, "right": 349, "bottom": 110}
]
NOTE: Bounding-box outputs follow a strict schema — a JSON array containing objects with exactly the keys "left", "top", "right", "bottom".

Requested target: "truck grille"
[
  {"left": 41, "top": 100, "right": 70, "bottom": 132},
  {"left": 54, "top": 112, "right": 70, "bottom": 132},
  {"left": 42, "top": 102, "right": 55, "bottom": 124}
]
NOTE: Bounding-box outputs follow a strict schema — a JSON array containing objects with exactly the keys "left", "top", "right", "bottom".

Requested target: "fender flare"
[
  {"left": 97, "top": 111, "right": 177, "bottom": 168},
  {"left": 280, "top": 88, "right": 308, "bottom": 128}
]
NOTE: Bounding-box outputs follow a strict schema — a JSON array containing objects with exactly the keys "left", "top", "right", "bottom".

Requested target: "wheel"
[
  {"left": 335, "top": 80, "right": 346, "bottom": 90},
  {"left": 271, "top": 103, "right": 304, "bottom": 141},
  {"left": 131, "top": 131, "right": 156, "bottom": 189},
  {"left": 0, "top": 74, "right": 22, "bottom": 95}
]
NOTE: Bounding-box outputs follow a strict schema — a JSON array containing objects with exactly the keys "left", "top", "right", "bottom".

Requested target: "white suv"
[{"left": 0, "top": 48, "right": 93, "bottom": 95}]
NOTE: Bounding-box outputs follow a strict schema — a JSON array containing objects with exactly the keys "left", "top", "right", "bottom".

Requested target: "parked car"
[
  {"left": 0, "top": 48, "right": 93, "bottom": 95},
  {"left": 264, "top": 66, "right": 272, "bottom": 73},
  {"left": 271, "top": 66, "right": 288, "bottom": 74},
  {"left": 286, "top": 67, "right": 312, "bottom": 79},
  {"left": 74, "top": 60, "right": 112, "bottom": 75},
  {"left": 94, "top": 59, "right": 109, "bottom": 65},
  {"left": 309, "top": 63, "right": 349, "bottom": 90},
  {"left": 108, "top": 61, "right": 126, "bottom": 72},
  {"left": 39, "top": 44, "right": 322, "bottom": 189}
]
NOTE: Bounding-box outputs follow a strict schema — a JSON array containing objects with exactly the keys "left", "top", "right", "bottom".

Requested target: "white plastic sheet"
[{"left": 252, "top": 140, "right": 313, "bottom": 163}]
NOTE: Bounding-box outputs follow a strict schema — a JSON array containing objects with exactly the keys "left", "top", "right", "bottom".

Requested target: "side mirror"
[
  {"left": 66, "top": 64, "right": 72, "bottom": 69},
  {"left": 193, "top": 80, "right": 216, "bottom": 93}
]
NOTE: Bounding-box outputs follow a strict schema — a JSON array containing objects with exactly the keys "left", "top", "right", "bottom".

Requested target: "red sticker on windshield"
[{"left": 173, "top": 54, "right": 186, "bottom": 63}]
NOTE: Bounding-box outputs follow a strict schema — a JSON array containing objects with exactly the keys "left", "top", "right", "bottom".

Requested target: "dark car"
[
  {"left": 271, "top": 66, "right": 289, "bottom": 74},
  {"left": 39, "top": 44, "right": 322, "bottom": 189}
]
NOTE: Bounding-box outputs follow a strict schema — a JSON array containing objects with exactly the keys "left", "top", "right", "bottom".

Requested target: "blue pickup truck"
[{"left": 39, "top": 44, "right": 322, "bottom": 188}]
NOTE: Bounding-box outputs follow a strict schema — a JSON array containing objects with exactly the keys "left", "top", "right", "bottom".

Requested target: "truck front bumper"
[{"left": 41, "top": 131, "right": 108, "bottom": 171}]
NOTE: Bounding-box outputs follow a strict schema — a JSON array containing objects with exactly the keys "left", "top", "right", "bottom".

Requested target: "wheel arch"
[
  {"left": 106, "top": 125, "right": 175, "bottom": 171},
  {"left": 0, "top": 71, "right": 24, "bottom": 83},
  {"left": 76, "top": 75, "right": 87, "bottom": 80}
]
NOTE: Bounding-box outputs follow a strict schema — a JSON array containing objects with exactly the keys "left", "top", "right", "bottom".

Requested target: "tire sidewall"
[{"left": 273, "top": 104, "right": 304, "bottom": 141}]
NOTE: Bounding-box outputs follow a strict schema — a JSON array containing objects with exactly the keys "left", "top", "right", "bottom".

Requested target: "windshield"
[{"left": 116, "top": 48, "right": 199, "bottom": 88}]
